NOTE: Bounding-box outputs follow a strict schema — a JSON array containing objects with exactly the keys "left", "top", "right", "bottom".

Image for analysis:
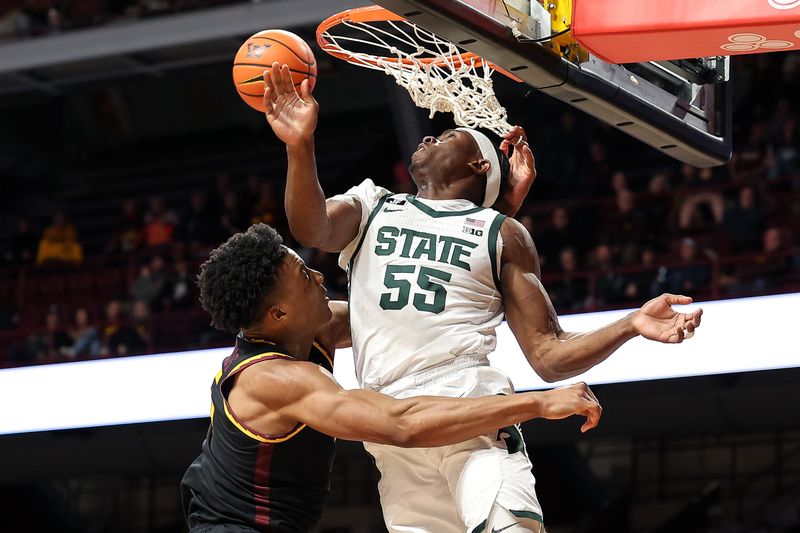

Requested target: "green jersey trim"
[
  {"left": 488, "top": 213, "right": 507, "bottom": 290},
  {"left": 349, "top": 193, "right": 391, "bottom": 272},
  {"left": 406, "top": 195, "right": 484, "bottom": 218}
]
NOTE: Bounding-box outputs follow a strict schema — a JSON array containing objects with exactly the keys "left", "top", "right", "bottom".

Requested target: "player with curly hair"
[{"left": 180, "top": 223, "right": 603, "bottom": 533}]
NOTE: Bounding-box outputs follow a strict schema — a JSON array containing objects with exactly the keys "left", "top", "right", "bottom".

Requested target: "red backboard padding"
[{"left": 572, "top": 0, "right": 800, "bottom": 63}]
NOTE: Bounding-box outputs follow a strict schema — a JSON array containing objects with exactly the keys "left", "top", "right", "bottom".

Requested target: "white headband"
[{"left": 457, "top": 127, "right": 501, "bottom": 208}]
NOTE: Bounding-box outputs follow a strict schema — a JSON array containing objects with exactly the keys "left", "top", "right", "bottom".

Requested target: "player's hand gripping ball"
[{"left": 232, "top": 30, "right": 317, "bottom": 112}]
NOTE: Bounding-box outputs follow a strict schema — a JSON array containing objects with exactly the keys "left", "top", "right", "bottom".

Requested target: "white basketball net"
[{"left": 319, "top": 18, "right": 513, "bottom": 135}]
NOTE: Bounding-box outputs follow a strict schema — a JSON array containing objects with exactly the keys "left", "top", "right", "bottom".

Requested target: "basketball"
[{"left": 232, "top": 29, "right": 317, "bottom": 112}]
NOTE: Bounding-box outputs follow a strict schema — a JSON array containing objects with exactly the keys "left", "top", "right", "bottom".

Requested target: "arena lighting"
[{"left": 1, "top": 293, "right": 798, "bottom": 435}]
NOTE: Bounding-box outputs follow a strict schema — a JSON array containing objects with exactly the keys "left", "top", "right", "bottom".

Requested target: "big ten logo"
[
  {"left": 768, "top": 0, "right": 800, "bottom": 9},
  {"left": 721, "top": 33, "right": 795, "bottom": 52},
  {"left": 246, "top": 43, "right": 271, "bottom": 59}
]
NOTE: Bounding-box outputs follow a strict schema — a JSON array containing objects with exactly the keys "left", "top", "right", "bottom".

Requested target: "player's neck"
[
  {"left": 242, "top": 327, "right": 315, "bottom": 361},
  {"left": 415, "top": 178, "right": 483, "bottom": 205}
]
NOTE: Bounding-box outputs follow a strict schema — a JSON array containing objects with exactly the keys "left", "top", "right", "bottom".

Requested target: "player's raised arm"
[
  {"left": 493, "top": 125, "right": 536, "bottom": 217},
  {"left": 500, "top": 218, "right": 703, "bottom": 383},
  {"left": 245, "top": 360, "right": 602, "bottom": 447},
  {"left": 262, "top": 63, "right": 360, "bottom": 252}
]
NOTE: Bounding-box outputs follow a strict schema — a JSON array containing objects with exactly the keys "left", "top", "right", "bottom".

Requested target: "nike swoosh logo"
[
  {"left": 383, "top": 208, "right": 404, "bottom": 212},
  {"left": 492, "top": 523, "right": 519, "bottom": 533}
]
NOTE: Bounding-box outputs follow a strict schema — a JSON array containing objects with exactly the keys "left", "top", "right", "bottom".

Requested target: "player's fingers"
[
  {"left": 263, "top": 72, "right": 279, "bottom": 102},
  {"left": 521, "top": 143, "right": 535, "bottom": 166},
  {"left": 263, "top": 96, "right": 274, "bottom": 118},
  {"left": 299, "top": 79, "right": 312, "bottom": 102},
  {"left": 693, "top": 308, "right": 703, "bottom": 326},
  {"left": 502, "top": 125, "right": 521, "bottom": 140},
  {"left": 270, "top": 62, "right": 284, "bottom": 96},
  {"left": 263, "top": 82, "right": 278, "bottom": 106},
  {"left": 664, "top": 293, "right": 693, "bottom": 305},
  {"left": 674, "top": 326, "right": 685, "bottom": 343},
  {"left": 581, "top": 404, "right": 601, "bottom": 433},
  {"left": 499, "top": 139, "right": 510, "bottom": 156},
  {"left": 281, "top": 64, "right": 295, "bottom": 94},
  {"left": 504, "top": 125, "right": 528, "bottom": 143}
]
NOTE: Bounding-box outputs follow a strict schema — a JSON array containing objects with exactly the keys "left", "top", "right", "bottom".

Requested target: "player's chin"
[{"left": 320, "top": 298, "right": 332, "bottom": 321}]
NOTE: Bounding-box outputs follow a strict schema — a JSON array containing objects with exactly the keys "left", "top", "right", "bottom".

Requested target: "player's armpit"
[
  {"left": 499, "top": 218, "right": 564, "bottom": 382},
  {"left": 316, "top": 197, "right": 362, "bottom": 252}
]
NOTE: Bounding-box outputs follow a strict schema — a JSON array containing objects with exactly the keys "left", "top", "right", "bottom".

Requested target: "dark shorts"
[{"left": 188, "top": 521, "right": 261, "bottom": 533}]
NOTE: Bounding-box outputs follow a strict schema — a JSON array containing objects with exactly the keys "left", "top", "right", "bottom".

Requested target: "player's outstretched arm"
[
  {"left": 500, "top": 218, "right": 703, "bottom": 382},
  {"left": 262, "top": 63, "right": 360, "bottom": 252},
  {"left": 247, "top": 360, "right": 602, "bottom": 447}
]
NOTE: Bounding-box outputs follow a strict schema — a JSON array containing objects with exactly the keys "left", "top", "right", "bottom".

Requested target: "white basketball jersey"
[{"left": 336, "top": 179, "right": 507, "bottom": 391}]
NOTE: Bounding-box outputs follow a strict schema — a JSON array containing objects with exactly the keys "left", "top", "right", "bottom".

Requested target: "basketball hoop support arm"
[{"left": 372, "top": 0, "right": 732, "bottom": 167}]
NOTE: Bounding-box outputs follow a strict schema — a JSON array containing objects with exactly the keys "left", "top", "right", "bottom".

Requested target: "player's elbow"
[
  {"left": 364, "top": 421, "right": 413, "bottom": 447},
  {"left": 526, "top": 354, "right": 560, "bottom": 383},
  {"left": 538, "top": 371, "right": 560, "bottom": 383},
  {"left": 288, "top": 221, "right": 325, "bottom": 249}
]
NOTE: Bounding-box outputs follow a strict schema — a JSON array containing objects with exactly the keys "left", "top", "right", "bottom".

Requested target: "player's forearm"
[
  {"left": 393, "top": 393, "right": 544, "bottom": 448},
  {"left": 285, "top": 140, "right": 331, "bottom": 248},
  {"left": 537, "top": 314, "right": 638, "bottom": 381}
]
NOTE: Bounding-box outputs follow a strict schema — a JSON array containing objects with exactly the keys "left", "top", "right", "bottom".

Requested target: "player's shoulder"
[
  {"left": 498, "top": 216, "right": 539, "bottom": 268},
  {"left": 499, "top": 215, "right": 531, "bottom": 240},
  {"left": 237, "top": 357, "right": 326, "bottom": 402}
]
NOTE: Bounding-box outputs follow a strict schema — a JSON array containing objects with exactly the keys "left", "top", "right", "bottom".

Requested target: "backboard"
[{"left": 371, "top": 0, "right": 733, "bottom": 167}]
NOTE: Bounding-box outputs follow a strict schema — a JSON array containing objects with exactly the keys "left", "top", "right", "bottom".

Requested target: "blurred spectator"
[
  {"left": 64, "top": 307, "right": 101, "bottom": 359},
  {"left": 677, "top": 166, "right": 725, "bottom": 229},
  {"left": 519, "top": 214, "right": 535, "bottom": 236},
  {"left": 129, "top": 255, "right": 168, "bottom": 309},
  {"left": 644, "top": 174, "right": 674, "bottom": 250},
  {"left": 768, "top": 116, "right": 799, "bottom": 179},
  {"left": 548, "top": 247, "right": 588, "bottom": 312},
  {"left": 539, "top": 111, "right": 585, "bottom": 196},
  {"left": 177, "top": 191, "right": 220, "bottom": 253},
  {"left": 592, "top": 244, "right": 626, "bottom": 305},
  {"left": 164, "top": 258, "right": 195, "bottom": 309},
  {"left": 537, "top": 207, "right": 582, "bottom": 268},
  {"left": 207, "top": 172, "right": 232, "bottom": 216},
  {"left": 29, "top": 306, "right": 72, "bottom": 362},
  {"left": 106, "top": 199, "right": 144, "bottom": 254},
  {"left": 731, "top": 122, "right": 773, "bottom": 182},
  {"left": 36, "top": 211, "right": 84, "bottom": 265},
  {"left": 143, "top": 196, "right": 178, "bottom": 250},
  {"left": 131, "top": 300, "right": 151, "bottom": 348},
  {"left": 621, "top": 247, "right": 660, "bottom": 302},
  {"left": 220, "top": 191, "right": 249, "bottom": 236},
  {"left": 740, "top": 226, "right": 793, "bottom": 292},
  {"left": 765, "top": 97, "right": 797, "bottom": 146},
  {"left": 4, "top": 217, "right": 38, "bottom": 265},
  {"left": 665, "top": 238, "right": 711, "bottom": 295},
  {"left": 105, "top": 301, "right": 147, "bottom": 357},
  {"left": 601, "top": 189, "right": 646, "bottom": 264},
  {"left": 609, "top": 171, "right": 628, "bottom": 196},
  {"left": 243, "top": 173, "right": 263, "bottom": 214},
  {"left": 578, "top": 140, "right": 612, "bottom": 198},
  {"left": 722, "top": 186, "right": 764, "bottom": 253},
  {"left": 250, "top": 181, "right": 282, "bottom": 227},
  {"left": 16, "top": 0, "right": 56, "bottom": 37}
]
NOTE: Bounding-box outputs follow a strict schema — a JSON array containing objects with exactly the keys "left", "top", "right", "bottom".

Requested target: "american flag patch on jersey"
[{"left": 465, "top": 217, "right": 485, "bottom": 228}]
